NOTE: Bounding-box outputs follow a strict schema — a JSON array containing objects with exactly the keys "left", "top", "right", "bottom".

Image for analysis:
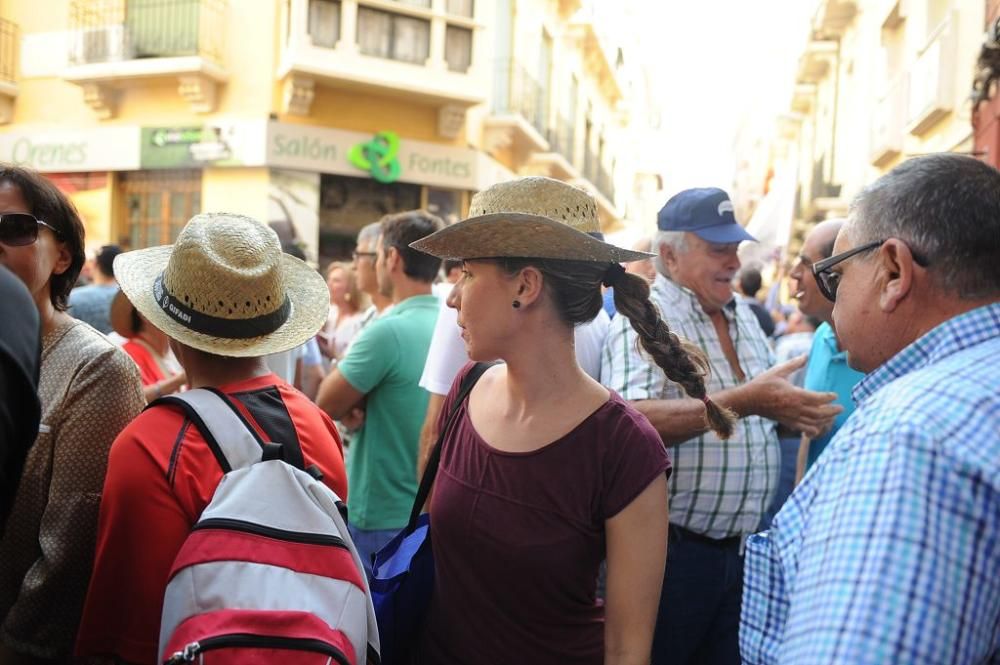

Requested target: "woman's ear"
[
  {"left": 515, "top": 266, "right": 545, "bottom": 307},
  {"left": 51, "top": 240, "right": 73, "bottom": 277}
]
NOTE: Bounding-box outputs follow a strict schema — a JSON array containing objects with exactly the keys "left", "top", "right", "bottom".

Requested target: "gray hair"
[
  {"left": 653, "top": 230, "right": 688, "bottom": 276},
  {"left": 848, "top": 153, "right": 1000, "bottom": 299},
  {"left": 357, "top": 221, "right": 382, "bottom": 246}
]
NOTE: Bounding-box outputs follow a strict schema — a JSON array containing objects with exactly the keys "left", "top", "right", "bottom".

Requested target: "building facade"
[
  {"left": 735, "top": 0, "right": 984, "bottom": 260},
  {"left": 0, "top": 0, "right": 660, "bottom": 263}
]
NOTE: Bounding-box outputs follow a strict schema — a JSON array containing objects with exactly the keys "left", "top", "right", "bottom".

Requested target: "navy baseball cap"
[{"left": 657, "top": 188, "right": 757, "bottom": 244}]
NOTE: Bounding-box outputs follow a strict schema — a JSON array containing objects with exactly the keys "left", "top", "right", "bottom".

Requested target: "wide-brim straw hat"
[
  {"left": 114, "top": 212, "right": 329, "bottom": 358},
  {"left": 410, "top": 176, "right": 654, "bottom": 263}
]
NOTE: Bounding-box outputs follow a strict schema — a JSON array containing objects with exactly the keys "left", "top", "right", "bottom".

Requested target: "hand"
[
  {"left": 743, "top": 356, "right": 842, "bottom": 438},
  {"left": 339, "top": 406, "right": 366, "bottom": 432}
]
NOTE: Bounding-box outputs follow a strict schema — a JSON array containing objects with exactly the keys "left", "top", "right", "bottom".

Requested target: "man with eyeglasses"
[
  {"left": 741, "top": 153, "right": 1000, "bottom": 665},
  {"left": 317, "top": 211, "right": 442, "bottom": 577},
  {"left": 350, "top": 221, "right": 394, "bottom": 337},
  {"left": 787, "top": 219, "right": 865, "bottom": 484}
]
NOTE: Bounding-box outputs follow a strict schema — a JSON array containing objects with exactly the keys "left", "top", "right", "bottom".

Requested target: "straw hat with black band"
[
  {"left": 114, "top": 212, "right": 329, "bottom": 358},
  {"left": 410, "top": 177, "right": 653, "bottom": 268}
]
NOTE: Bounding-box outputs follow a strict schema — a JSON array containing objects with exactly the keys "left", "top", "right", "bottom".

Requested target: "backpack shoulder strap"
[{"left": 148, "top": 388, "right": 265, "bottom": 473}]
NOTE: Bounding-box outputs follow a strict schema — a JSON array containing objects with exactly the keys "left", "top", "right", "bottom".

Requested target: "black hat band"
[{"left": 153, "top": 273, "right": 291, "bottom": 339}]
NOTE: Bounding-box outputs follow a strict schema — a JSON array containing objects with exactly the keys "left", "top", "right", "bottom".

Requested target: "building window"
[
  {"left": 445, "top": 25, "right": 472, "bottom": 72},
  {"left": 393, "top": 0, "right": 431, "bottom": 7},
  {"left": 309, "top": 0, "right": 340, "bottom": 48},
  {"left": 446, "top": 0, "right": 473, "bottom": 18},
  {"left": 119, "top": 170, "right": 201, "bottom": 249},
  {"left": 357, "top": 7, "right": 430, "bottom": 64}
]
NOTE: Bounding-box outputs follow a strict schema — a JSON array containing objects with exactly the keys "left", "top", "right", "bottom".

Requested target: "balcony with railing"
[
  {"left": 595, "top": 162, "right": 614, "bottom": 202},
  {"left": 870, "top": 75, "right": 906, "bottom": 167},
  {"left": 484, "top": 59, "right": 550, "bottom": 159},
  {"left": 802, "top": 154, "right": 846, "bottom": 219},
  {"left": 571, "top": 143, "right": 617, "bottom": 221},
  {"left": 0, "top": 18, "right": 18, "bottom": 123},
  {"left": 528, "top": 113, "right": 578, "bottom": 179},
  {"left": 62, "top": 0, "right": 228, "bottom": 118},
  {"left": 812, "top": 0, "right": 857, "bottom": 37},
  {"left": 279, "top": 0, "right": 485, "bottom": 136},
  {"left": 907, "top": 9, "right": 958, "bottom": 136}
]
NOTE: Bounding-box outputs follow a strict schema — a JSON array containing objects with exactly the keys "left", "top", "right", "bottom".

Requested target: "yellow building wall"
[
  {"left": 66, "top": 173, "right": 115, "bottom": 248},
  {"left": 201, "top": 166, "right": 271, "bottom": 221},
  {"left": 277, "top": 85, "right": 460, "bottom": 146},
  {"left": 3, "top": 0, "right": 278, "bottom": 128}
]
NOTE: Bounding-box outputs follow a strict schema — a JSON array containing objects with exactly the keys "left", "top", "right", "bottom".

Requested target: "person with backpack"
[
  {"left": 405, "top": 177, "right": 735, "bottom": 664},
  {"left": 75, "top": 213, "right": 359, "bottom": 665}
]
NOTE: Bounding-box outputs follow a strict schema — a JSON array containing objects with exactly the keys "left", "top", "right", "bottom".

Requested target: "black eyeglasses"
[
  {"left": 0, "top": 213, "right": 60, "bottom": 247},
  {"left": 351, "top": 250, "right": 376, "bottom": 261},
  {"left": 812, "top": 239, "right": 930, "bottom": 302},
  {"left": 811, "top": 240, "right": 884, "bottom": 302}
]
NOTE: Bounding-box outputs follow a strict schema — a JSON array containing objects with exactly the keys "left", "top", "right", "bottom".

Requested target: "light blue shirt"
[
  {"left": 741, "top": 303, "right": 1000, "bottom": 665},
  {"left": 801, "top": 322, "right": 865, "bottom": 469}
]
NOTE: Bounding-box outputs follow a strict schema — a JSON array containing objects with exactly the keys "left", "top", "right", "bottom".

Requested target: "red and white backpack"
[{"left": 153, "top": 388, "right": 379, "bottom": 665}]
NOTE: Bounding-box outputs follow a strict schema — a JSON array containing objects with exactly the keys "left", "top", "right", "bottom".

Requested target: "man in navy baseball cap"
[
  {"left": 657, "top": 187, "right": 757, "bottom": 243},
  {"left": 604, "top": 185, "right": 839, "bottom": 665}
]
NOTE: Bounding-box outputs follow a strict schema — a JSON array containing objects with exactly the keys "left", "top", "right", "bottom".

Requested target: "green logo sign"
[{"left": 348, "top": 131, "right": 402, "bottom": 184}]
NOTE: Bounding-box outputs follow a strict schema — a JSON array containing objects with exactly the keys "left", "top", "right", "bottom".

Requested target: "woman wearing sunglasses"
[{"left": 0, "top": 166, "right": 144, "bottom": 664}]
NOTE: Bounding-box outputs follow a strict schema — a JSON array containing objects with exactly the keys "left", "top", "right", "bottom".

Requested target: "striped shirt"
[
  {"left": 740, "top": 303, "right": 1000, "bottom": 665},
  {"left": 601, "top": 274, "right": 779, "bottom": 539}
]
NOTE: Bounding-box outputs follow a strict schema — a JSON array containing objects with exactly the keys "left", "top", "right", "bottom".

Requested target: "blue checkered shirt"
[{"left": 740, "top": 303, "right": 1000, "bottom": 664}]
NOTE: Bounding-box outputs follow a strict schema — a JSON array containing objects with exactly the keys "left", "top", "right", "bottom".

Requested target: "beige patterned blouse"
[{"left": 0, "top": 318, "right": 144, "bottom": 659}]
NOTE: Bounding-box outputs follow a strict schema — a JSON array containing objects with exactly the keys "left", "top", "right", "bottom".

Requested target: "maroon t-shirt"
[{"left": 418, "top": 364, "right": 671, "bottom": 665}]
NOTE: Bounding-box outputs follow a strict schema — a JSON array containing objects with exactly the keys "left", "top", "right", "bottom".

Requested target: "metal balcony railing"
[
  {"left": 596, "top": 163, "right": 614, "bottom": 202},
  {"left": 544, "top": 114, "right": 575, "bottom": 164},
  {"left": 810, "top": 155, "right": 841, "bottom": 202},
  {"left": 68, "top": 0, "right": 226, "bottom": 65},
  {"left": 492, "top": 59, "right": 547, "bottom": 137},
  {"left": 0, "top": 18, "right": 17, "bottom": 86},
  {"left": 582, "top": 144, "right": 597, "bottom": 184}
]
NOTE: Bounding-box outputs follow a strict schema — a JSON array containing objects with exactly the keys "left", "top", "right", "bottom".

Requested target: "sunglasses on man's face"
[{"left": 0, "top": 213, "right": 60, "bottom": 247}]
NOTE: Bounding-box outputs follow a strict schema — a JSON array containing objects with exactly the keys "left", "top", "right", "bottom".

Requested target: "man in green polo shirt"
[{"left": 317, "top": 210, "right": 442, "bottom": 574}]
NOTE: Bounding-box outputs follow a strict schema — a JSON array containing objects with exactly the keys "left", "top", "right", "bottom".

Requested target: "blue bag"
[{"left": 370, "top": 362, "right": 492, "bottom": 665}]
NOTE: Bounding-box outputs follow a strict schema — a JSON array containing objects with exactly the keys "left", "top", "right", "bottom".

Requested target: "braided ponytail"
[
  {"left": 491, "top": 256, "right": 736, "bottom": 438},
  {"left": 610, "top": 269, "right": 736, "bottom": 439}
]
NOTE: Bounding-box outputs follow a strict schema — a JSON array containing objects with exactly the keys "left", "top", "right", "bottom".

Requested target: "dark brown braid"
[
  {"left": 494, "top": 257, "right": 736, "bottom": 439},
  {"left": 610, "top": 269, "right": 736, "bottom": 439}
]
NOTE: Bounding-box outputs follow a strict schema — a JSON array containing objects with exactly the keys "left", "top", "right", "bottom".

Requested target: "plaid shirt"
[
  {"left": 601, "top": 274, "right": 779, "bottom": 539},
  {"left": 740, "top": 303, "right": 1000, "bottom": 665}
]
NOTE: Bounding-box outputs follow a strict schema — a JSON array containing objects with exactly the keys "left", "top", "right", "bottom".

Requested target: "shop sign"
[
  {"left": 140, "top": 120, "right": 267, "bottom": 169},
  {"left": 267, "top": 121, "right": 478, "bottom": 190},
  {"left": 0, "top": 126, "right": 140, "bottom": 172},
  {"left": 348, "top": 131, "right": 402, "bottom": 184}
]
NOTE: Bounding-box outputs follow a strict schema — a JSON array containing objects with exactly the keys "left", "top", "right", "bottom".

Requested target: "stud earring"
[{"left": 512, "top": 300, "right": 521, "bottom": 309}]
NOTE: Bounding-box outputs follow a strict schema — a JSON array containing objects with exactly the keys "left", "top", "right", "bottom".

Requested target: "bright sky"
[{"left": 626, "top": 0, "right": 817, "bottom": 194}]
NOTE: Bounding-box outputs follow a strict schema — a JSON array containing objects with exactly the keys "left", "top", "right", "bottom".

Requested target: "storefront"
[{"left": 0, "top": 119, "right": 511, "bottom": 261}]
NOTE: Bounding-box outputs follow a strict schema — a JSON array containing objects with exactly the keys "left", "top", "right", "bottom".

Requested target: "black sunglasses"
[
  {"left": 0, "top": 213, "right": 60, "bottom": 247},
  {"left": 812, "top": 239, "right": 929, "bottom": 302},
  {"left": 351, "top": 250, "right": 377, "bottom": 261}
]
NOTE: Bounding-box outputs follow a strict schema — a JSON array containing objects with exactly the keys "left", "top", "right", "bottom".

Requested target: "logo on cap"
[{"left": 718, "top": 201, "right": 734, "bottom": 217}]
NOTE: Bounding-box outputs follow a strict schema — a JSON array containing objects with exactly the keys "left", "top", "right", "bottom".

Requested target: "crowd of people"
[{"left": 0, "top": 151, "right": 996, "bottom": 665}]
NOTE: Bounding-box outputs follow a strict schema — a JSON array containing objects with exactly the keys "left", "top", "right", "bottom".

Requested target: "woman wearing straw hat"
[
  {"left": 110, "top": 288, "right": 187, "bottom": 402},
  {"left": 409, "top": 177, "right": 735, "bottom": 665}
]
